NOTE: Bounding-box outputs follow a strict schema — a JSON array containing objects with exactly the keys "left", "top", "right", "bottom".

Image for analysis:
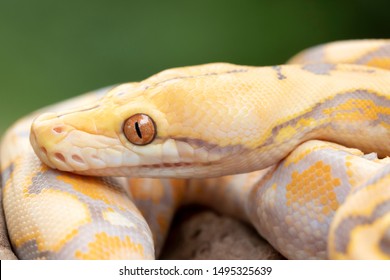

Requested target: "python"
[{"left": 1, "top": 39, "right": 390, "bottom": 259}]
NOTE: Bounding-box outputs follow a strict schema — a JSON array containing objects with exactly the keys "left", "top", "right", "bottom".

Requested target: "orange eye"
[{"left": 123, "top": 114, "right": 156, "bottom": 145}]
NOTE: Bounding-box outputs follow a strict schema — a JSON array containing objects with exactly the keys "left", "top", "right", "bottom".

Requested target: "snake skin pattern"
[{"left": 1, "top": 39, "right": 390, "bottom": 259}]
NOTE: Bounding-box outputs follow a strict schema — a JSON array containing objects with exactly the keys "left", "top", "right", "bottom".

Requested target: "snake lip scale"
[{"left": 1, "top": 39, "right": 390, "bottom": 259}]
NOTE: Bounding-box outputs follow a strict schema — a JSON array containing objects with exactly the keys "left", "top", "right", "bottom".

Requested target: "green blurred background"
[{"left": 1, "top": 0, "right": 389, "bottom": 133}]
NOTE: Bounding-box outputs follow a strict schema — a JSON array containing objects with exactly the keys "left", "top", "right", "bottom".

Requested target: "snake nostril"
[
  {"left": 71, "top": 154, "right": 85, "bottom": 164},
  {"left": 54, "top": 153, "right": 66, "bottom": 162},
  {"left": 52, "top": 126, "right": 64, "bottom": 134},
  {"left": 41, "top": 147, "right": 47, "bottom": 155}
]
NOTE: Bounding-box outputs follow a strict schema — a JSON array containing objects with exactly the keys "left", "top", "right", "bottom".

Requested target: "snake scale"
[{"left": 1, "top": 39, "right": 390, "bottom": 260}]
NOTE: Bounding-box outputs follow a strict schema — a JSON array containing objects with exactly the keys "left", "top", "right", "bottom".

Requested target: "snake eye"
[{"left": 123, "top": 114, "right": 156, "bottom": 145}]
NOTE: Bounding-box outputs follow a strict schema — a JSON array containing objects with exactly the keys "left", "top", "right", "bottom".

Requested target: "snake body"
[{"left": 1, "top": 39, "right": 390, "bottom": 259}]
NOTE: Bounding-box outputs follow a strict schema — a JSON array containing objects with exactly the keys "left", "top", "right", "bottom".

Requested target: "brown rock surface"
[{"left": 159, "top": 206, "right": 285, "bottom": 260}]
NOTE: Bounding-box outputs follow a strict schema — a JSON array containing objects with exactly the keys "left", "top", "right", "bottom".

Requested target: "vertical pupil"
[{"left": 135, "top": 122, "right": 142, "bottom": 138}]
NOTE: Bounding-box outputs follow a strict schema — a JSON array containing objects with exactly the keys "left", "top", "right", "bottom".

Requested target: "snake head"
[{"left": 30, "top": 63, "right": 268, "bottom": 178}]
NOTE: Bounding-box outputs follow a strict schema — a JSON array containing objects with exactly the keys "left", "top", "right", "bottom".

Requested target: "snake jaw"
[
  {"left": 31, "top": 113, "right": 233, "bottom": 176},
  {"left": 30, "top": 112, "right": 192, "bottom": 174},
  {"left": 30, "top": 110, "right": 231, "bottom": 176},
  {"left": 30, "top": 108, "right": 250, "bottom": 177}
]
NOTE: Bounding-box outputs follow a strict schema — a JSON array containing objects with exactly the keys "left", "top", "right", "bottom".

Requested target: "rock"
[{"left": 159, "top": 206, "right": 285, "bottom": 260}]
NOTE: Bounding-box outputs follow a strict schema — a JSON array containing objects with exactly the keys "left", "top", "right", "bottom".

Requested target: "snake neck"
[{"left": 258, "top": 89, "right": 390, "bottom": 165}]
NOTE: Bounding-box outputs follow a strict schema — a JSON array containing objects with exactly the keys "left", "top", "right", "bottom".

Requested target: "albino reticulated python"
[{"left": 1, "top": 39, "right": 390, "bottom": 260}]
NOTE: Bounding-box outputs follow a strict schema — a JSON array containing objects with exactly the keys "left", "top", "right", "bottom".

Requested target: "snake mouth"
[
  {"left": 30, "top": 119, "right": 219, "bottom": 175},
  {"left": 30, "top": 111, "right": 237, "bottom": 177},
  {"left": 72, "top": 160, "right": 220, "bottom": 178}
]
